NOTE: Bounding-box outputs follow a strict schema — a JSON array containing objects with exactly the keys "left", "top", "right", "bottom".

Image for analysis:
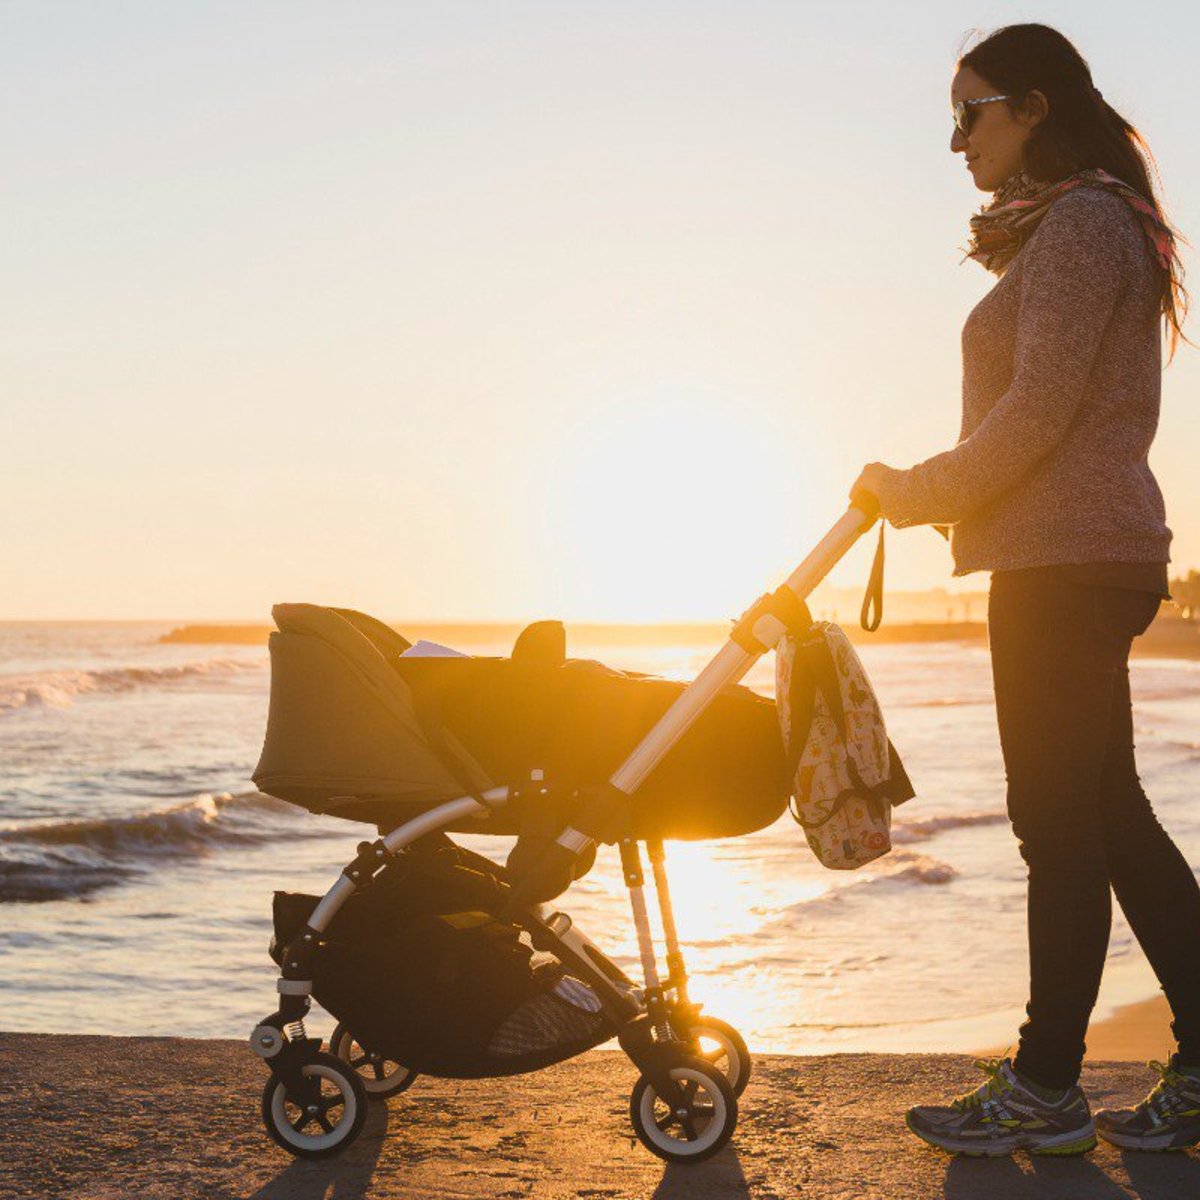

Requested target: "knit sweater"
[{"left": 886, "top": 186, "right": 1172, "bottom": 574}]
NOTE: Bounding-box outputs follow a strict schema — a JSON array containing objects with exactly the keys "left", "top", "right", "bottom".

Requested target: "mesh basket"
[{"left": 270, "top": 839, "right": 614, "bottom": 1077}]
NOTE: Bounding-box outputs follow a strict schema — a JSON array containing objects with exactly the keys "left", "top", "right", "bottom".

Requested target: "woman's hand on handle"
[{"left": 850, "top": 462, "right": 905, "bottom": 521}]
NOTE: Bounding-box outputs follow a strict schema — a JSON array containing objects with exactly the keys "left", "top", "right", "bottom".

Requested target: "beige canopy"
[{"left": 252, "top": 604, "right": 493, "bottom": 825}]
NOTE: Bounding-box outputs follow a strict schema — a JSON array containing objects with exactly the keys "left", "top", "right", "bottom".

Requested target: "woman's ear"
[{"left": 1019, "top": 89, "right": 1050, "bottom": 129}]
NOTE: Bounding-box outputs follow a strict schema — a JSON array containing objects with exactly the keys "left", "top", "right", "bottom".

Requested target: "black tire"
[
  {"left": 261, "top": 1051, "right": 368, "bottom": 1159},
  {"left": 629, "top": 1055, "right": 738, "bottom": 1163},
  {"left": 330, "top": 1023, "right": 418, "bottom": 1100},
  {"left": 672, "top": 1015, "right": 752, "bottom": 1097}
]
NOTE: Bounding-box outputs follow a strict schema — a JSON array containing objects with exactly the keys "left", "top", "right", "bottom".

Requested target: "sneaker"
[
  {"left": 905, "top": 1056, "right": 1096, "bottom": 1157},
  {"left": 1094, "top": 1056, "right": 1200, "bottom": 1152}
]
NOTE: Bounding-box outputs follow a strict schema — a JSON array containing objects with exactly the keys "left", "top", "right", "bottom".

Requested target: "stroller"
[{"left": 248, "top": 503, "right": 877, "bottom": 1163}]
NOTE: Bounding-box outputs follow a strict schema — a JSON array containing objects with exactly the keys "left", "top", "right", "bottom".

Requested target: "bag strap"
[
  {"left": 812, "top": 638, "right": 848, "bottom": 740},
  {"left": 785, "top": 639, "right": 819, "bottom": 776},
  {"left": 860, "top": 522, "right": 885, "bottom": 632},
  {"left": 785, "top": 632, "right": 846, "bottom": 775},
  {"left": 789, "top": 784, "right": 871, "bottom": 830}
]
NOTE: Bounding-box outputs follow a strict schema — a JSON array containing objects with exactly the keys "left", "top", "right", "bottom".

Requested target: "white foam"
[
  {"left": 0, "top": 792, "right": 307, "bottom": 903},
  {"left": 0, "top": 659, "right": 264, "bottom": 715}
]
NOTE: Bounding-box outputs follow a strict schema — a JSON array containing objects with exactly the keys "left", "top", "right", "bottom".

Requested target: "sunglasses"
[{"left": 953, "top": 94, "right": 1011, "bottom": 138}]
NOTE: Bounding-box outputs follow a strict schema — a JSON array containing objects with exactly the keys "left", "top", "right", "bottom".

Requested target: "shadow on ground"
[
  {"left": 247, "top": 1099, "right": 390, "bottom": 1200},
  {"left": 651, "top": 1145, "right": 750, "bottom": 1199},
  {"left": 938, "top": 1143, "right": 1200, "bottom": 1200}
]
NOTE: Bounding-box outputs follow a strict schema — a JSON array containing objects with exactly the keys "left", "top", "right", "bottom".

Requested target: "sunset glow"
[
  {"left": 539, "top": 389, "right": 808, "bottom": 622},
  {"left": 4, "top": 4, "right": 1197, "bottom": 621}
]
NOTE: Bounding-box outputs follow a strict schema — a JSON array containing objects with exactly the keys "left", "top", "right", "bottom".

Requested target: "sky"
[{"left": 3, "top": 1, "right": 1199, "bottom": 621}]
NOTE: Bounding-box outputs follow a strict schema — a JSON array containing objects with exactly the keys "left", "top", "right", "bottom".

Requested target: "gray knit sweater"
[{"left": 886, "top": 186, "right": 1172, "bottom": 573}]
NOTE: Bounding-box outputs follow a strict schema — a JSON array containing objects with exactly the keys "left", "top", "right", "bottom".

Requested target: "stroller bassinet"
[{"left": 251, "top": 604, "right": 789, "bottom": 842}]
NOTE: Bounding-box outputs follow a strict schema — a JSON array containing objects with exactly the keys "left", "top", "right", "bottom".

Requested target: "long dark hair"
[{"left": 960, "top": 23, "right": 1189, "bottom": 358}]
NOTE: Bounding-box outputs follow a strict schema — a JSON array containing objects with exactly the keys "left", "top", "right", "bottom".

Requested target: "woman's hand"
[{"left": 849, "top": 462, "right": 907, "bottom": 519}]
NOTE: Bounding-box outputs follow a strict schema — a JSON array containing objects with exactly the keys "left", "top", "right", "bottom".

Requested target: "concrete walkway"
[{"left": 3, "top": 1034, "right": 1197, "bottom": 1199}]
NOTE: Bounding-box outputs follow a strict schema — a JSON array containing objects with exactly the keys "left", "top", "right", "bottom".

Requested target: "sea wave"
[
  {"left": 890, "top": 811, "right": 1008, "bottom": 843},
  {"left": 0, "top": 659, "right": 265, "bottom": 715},
  {"left": 869, "top": 848, "right": 959, "bottom": 885},
  {"left": 767, "top": 849, "right": 958, "bottom": 926},
  {"left": 0, "top": 791, "right": 308, "bottom": 903}
]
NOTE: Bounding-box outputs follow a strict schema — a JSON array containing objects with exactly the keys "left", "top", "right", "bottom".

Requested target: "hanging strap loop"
[{"left": 860, "top": 522, "right": 885, "bottom": 632}]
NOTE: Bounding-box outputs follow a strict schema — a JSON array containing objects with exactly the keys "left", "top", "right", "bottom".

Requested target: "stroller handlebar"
[
  {"left": 848, "top": 488, "right": 881, "bottom": 524},
  {"left": 780, "top": 502, "right": 878, "bottom": 607},
  {"left": 603, "top": 503, "right": 879, "bottom": 801}
]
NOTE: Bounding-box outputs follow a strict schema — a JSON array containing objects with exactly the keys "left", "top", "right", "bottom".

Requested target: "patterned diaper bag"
[{"left": 776, "top": 621, "right": 914, "bottom": 869}]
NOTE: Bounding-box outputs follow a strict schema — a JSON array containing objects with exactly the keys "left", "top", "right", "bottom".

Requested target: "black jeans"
[{"left": 988, "top": 568, "right": 1200, "bottom": 1090}]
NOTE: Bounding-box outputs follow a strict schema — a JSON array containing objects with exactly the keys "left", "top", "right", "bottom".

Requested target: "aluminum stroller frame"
[{"left": 250, "top": 502, "right": 877, "bottom": 1164}]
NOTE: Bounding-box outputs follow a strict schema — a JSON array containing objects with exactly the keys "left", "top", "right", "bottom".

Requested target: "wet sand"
[
  {"left": 3, "top": 1033, "right": 1196, "bottom": 1200},
  {"left": 1085, "top": 994, "right": 1181, "bottom": 1063},
  {"left": 976, "top": 993, "right": 1181, "bottom": 1066}
]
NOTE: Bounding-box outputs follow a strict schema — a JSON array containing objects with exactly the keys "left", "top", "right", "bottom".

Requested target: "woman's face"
[{"left": 950, "top": 66, "right": 1046, "bottom": 193}]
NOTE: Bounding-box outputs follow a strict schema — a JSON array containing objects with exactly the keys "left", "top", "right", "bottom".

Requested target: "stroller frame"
[{"left": 250, "top": 504, "right": 876, "bottom": 1163}]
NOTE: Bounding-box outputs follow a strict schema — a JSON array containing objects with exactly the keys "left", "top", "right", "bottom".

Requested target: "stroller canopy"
[{"left": 253, "top": 605, "right": 788, "bottom": 840}]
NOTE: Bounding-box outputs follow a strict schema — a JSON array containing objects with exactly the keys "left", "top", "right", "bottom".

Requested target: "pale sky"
[{"left": 3, "top": 1, "right": 1198, "bottom": 621}]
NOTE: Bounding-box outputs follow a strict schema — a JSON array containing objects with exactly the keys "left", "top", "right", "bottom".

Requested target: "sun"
[{"left": 539, "top": 388, "right": 814, "bottom": 623}]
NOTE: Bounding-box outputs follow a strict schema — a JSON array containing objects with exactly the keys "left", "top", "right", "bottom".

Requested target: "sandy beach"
[
  {"left": 3, "top": 1032, "right": 1196, "bottom": 1200},
  {"left": 976, "top": 993, "right": 1182, "bottom": 1066}
]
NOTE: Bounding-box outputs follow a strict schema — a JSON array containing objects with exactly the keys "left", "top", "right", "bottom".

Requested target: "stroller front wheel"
[
  {"left": 330, "top": 1023, "right": 418, "bottom": 1099},
  {"left": 629, "top": 1056, "right": 737, "bottom": 1163},
  {"left": 261, "top": 1052, "right": 368, "bottom": 1158},
  {"left": 671, "top": 1015, "right": 752, "bottom": 1097}
]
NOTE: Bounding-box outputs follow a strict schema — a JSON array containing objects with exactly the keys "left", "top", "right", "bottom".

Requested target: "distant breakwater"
[
  {"left": 158, "top": 613, "right": 1200, "bottom": 657},
  {"left": 159, "top": 619, "right": 992, "bottom": 648}
]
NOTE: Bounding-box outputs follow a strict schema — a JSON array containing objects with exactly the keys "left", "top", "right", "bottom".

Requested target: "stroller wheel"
[
  {"left": 629, "top": 1055, "right": 738, "bottom": 1163},
  {"left": 672, "top": 1016, "right": 752, "bottom": 1097},
  {"left": 261, "top": 1051, "right": 368, "bottom": 1158},
  {"left": 330, "top": 1023, "right": 418, "bottom": 1099}
]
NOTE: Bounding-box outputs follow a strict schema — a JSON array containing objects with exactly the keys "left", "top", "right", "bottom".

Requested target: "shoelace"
[
  {"left": 951, "top": 1056, "right": 1015, "bottom": 1112},
  {"left": 1143, "top": 1059, "right": 1193, "bottom": 1118}
]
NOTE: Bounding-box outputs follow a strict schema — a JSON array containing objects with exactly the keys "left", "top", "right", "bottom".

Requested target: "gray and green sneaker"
[
  {"left": 905, "top": 1056, "right": 1096, "bottom": 1157},
  {"left": 1095, "top": 1056, "right": 1200, "bottom": 1152}
]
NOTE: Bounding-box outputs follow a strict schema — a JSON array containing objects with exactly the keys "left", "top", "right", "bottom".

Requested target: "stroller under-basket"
[{"left": 248, "top": 503, "right": 877, "bottom": 1163}]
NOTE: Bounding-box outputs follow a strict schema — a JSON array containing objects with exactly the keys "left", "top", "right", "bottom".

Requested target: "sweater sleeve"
[{"left": 885, "top": 189, "right": 1133, "bottom": 528}]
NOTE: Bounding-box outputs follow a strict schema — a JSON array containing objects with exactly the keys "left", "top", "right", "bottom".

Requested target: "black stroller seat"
[{"left": 252, "top": 604, "right": 789, "bottom": 842}]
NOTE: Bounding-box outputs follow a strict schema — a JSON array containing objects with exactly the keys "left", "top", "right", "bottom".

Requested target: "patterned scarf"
[{"left": 964, "top": 167, "right": 1174, "bottom": 276}]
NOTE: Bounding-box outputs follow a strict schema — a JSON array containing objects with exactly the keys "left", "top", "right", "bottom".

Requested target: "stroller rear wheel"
[
  {"left": 629, "top": 1055, "right": 737, "bottom": 1163},
  {"left": 261, "top": 1052, "right": 368, "bottom": 1158},
  {"left": 671, "top": 1015, "right": 751, "bottom": 1097},
  {"left": 330, "top": 1023, "right": 418, "bottom": 1099}
]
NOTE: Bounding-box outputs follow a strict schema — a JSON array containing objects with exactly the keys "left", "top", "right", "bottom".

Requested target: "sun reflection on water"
[{"left": 595, "top": 838, "right": 833, "bottom": 1046}]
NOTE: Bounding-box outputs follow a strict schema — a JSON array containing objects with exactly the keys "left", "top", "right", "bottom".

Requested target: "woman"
[{"left": 852, "top": 23, "right": 1200, "bottom": 1157}]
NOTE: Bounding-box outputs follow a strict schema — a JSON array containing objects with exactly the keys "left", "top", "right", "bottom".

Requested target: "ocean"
[{"left": 3, "top": 620, "right": 1199, "bottom": 1056}]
